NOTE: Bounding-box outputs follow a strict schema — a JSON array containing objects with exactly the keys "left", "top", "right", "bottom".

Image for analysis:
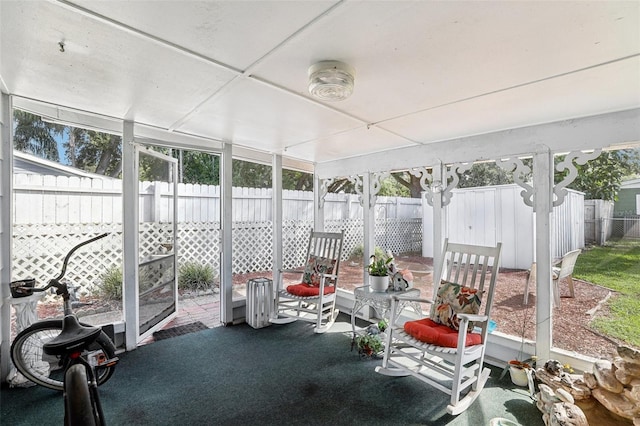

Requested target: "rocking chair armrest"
[
  {"left": 320, "top": 272, "right": 338, "bottom": 279},
  {"left": 390, "top": 294, "right": 433, "bottom": 305},
  {"left": 279, "top": 268, "right": 304, "bottom": 274},
  {"left": 457, "top": 313, "right": 488, "bottom": 323}
]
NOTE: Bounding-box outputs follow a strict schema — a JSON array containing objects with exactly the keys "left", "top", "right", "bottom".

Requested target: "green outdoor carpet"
[{"left": 1, "top": 315, "right": 543, "bottom": 425}]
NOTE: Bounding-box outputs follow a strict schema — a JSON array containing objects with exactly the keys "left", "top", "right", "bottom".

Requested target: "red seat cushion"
[
  {"left": 404, "top": 318, "right": 482, "bottom": 348},
  {"left": 286, "top": 283, "right": 336, "bottom": 297}
]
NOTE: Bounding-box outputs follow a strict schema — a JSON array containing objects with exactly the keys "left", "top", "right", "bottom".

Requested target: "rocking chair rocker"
[
  {"left": 375, "top": 239, "right": 502, "bottom": 415},
  {"left": 271, "top": 229, "right": 344, "bottom": 333}
]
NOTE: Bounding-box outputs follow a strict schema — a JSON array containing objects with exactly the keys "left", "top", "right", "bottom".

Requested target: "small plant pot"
[
  {"left": 369, "top": 275, "right": 388, "bottom": 292},
  {"left": 508, "top": 361, "right": 530, "bottom": 387}
]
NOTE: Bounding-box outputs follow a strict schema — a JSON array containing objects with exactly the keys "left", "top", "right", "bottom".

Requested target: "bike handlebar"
[{"left": 54, "top": 233, "right": 109, "bottom": 282}]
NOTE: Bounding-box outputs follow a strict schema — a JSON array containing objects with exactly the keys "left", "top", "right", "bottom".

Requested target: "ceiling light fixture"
[{"left": 308, "top": 60, "right": 355, "bottom": 101}]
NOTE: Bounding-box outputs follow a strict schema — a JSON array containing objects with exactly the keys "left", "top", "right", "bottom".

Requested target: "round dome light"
[{"left": 308, "top": 61, "right": 355, "bottom": 101}]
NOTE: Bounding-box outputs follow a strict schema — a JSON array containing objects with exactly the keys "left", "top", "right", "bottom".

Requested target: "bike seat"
[{"left": 43, "top": 315, "right": 102, "bottom": 356}]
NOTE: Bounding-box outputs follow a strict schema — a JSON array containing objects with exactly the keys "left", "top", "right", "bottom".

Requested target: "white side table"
[{"left": 351, "top": 285, "right": 422, "bottom": 335}]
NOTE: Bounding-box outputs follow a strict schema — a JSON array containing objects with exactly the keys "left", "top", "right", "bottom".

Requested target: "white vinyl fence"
[
  {"left": 12, "top": 177, "right": 584, "bottom": 295},
  {"left": 11, "top": 175, "right": 422, "bottom": 297}
]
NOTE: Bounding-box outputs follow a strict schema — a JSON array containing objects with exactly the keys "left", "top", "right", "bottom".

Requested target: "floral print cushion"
[
  {"left": 430, "top": 280, "right": 482, "bottom": 331},
  {"left": 302, "top": 255, "right": 337, "bottom": 287}
]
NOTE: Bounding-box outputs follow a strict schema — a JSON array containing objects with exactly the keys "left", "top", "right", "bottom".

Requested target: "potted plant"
[
  {"left": 501, "top": 301, "right": 537, "bottom": 387},
  {"left": 507, "top": 357, "right": 536, "bottom": 387},
  {"left": 354, "top": 319, "right": 388, "bottom": 358},
  {"left": 367, "top": 252, "right": 393, "bottom": 292}
]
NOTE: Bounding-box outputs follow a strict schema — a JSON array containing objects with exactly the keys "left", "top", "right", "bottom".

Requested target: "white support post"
[
  {"left": 313, "top": 173, "right": 325, "bottom": 231},
  {"left": 533, "top": 146, "right": 554, "bottom": 363},
  {"left": 220, "top": 143, "right": 233, "bottom": 324},
  {"left": 363, "top": 172, "right": 375, "bottom": 281},
  {"left": 1, "top": 93, "right": 13, "bottom": 381},
  {"left": 431, "top": 164, "right": 446, "bottom": 293},
  {"left": 272, "top": 154, "right": 283, "bottom": 289},
  {"left": 122, "top": 121, "right": 139, "bottom": 351}
]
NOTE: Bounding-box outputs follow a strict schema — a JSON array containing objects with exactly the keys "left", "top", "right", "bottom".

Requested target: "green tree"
[
  {"left": 175, "top": 151, "right": 219, "bottom": 185},
  {"left": 459, "top": 163, "right": 515, "bottom": 189},
  {"left": 283, "top": 170, "right": 313, "bottom": 191},
  {"left": 66, "top": 131, "right": 122, "bottom": 177},
  {"left": 13, "top": 110, "right": 63, "bottom": 161}
]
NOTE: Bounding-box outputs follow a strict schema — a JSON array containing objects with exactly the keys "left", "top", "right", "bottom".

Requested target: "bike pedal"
[{"left": 102, "top": 357, "right": 119, "bottom": 367}]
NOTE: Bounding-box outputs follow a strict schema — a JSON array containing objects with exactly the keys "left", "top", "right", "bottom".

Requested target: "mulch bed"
[{"left": 338, "top": 254, "right": 623, "bottom": 360}]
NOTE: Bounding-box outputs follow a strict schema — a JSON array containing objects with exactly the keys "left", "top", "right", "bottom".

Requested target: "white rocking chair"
[
  {"left": 375, "top": 239, "right": 502, "bottom": 415},
  {"left": 271, "top": 229, "right": 344, "bottom": 333}
]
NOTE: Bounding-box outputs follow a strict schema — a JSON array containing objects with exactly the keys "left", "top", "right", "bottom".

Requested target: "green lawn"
[{"left": 573, "top": 239, "right": 640, "bottom": 347}]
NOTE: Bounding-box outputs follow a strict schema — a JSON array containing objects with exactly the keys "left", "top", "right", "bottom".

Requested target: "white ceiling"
[{"left": 1, "top": 1, "right": 639, "bottom": 167}]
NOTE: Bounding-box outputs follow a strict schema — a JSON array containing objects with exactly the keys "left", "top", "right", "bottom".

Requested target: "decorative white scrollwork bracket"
[
  {"left": 347, "top": 174, "right": 364, "bottom": 206},
  {"left": 410, "top": 167, "right": 437, "bottom": 206},
  {"left": 348, "top": 172, "right": 389, "bottom": 207},
  {"left": 410, "top": 163, "right": 470, "bottom": 207},
  {"left": 553, "top": 149, "right": 601, "bottom": 207},
  {"left": 318, "top": 177, "right": 334, "bottom": 209},
  {"left": 369, "top": 171, "right": 389, "bottom": 207},
  {"left": 497, "top": 157, "right": 534, "bottom": 207}
]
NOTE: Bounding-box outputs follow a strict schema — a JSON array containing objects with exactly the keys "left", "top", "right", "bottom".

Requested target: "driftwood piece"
[{"left": 536, "top": 367, "right": 592, "bottom": 400}]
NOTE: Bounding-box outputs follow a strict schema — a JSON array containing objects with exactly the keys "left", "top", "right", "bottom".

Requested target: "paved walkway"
[{"left": 140, "top": 293, "right": 222, "bottom": 345}]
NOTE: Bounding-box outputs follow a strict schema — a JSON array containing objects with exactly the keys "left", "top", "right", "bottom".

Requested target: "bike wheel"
[
  {"left": 64, "top": 364, "right": 98, "bottom": 426},
  {"left": 11, "top": 320, "right": 117, "bottom": 391}
]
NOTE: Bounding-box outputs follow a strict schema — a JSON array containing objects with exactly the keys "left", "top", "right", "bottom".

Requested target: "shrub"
[
  {"left": 178, "top": 262, "right": 217, "bottom": 292},
  {"left": 349, "top": 244, "right": 364, "bottom": 260},
  {"left": 98, "top": 266, "right": 122, "bottom": 300},
  {"left": 350, "top": 245, "right": 388, "bottom": 262}
]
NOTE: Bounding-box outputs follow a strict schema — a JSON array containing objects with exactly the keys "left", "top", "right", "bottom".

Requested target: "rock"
[
  {"left": 549, "top": 402, "right": 588, "bottom": 426},
  {"left": 593, "top": 359, "right": 624, "bottom": 393},
  {"left": 634, "top": 417, "right": 640, "bottom": 426},
  {"left": 630, "top": 379, "right": 640, "bottom": 401},
  {"left": 618, "top": 345, "right": 640, "bottom": 364},
  {"left": 616, "top": 367, "right": 636, "bottom": 385},
  {"left": 556, "top": 388, "right": 575, "bottom": 404},
  {"left": 592, "top": 388, "right": 640, "bottom": 420},
  {"left": 583, "top": 372, "right": 598, "bottom": 389},
  {"left": 624, "top": 388, "right": 639, "bottom": 405},
  {"left": 615, "top": 357, "right": 640, "bottom": 377}
]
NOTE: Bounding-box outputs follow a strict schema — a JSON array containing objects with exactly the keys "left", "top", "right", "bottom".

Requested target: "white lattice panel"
[
  {"left": 12, "top": 219, "right": 422, "bottom": 300},
  {"left": 233, "top": 222, "right": 273, "bottom": 273},
  {"left": 12, "top": 223, "right": 122, "bottom": 302}
]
